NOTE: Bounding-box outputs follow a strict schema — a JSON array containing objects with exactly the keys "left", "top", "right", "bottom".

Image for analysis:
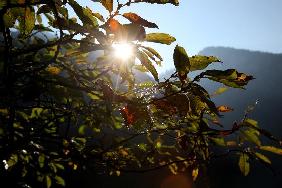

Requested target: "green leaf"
[
  {"left": 138, "top": 143, "right": 147, "bottom": 151},
  {"left": 55, "top": 176, "right": 66, "bottom": 187},
  {"left": 239, "top": 153, "right": 250, "bottom": 176},
  {"left": 92, "top": 12, "right": 105, "bottom": 22},
  {"left": 259, "top": 146, "right": 282, "bottom": 155},
  {"left": 46, "top": 175, "right": 52, "bottom": 188},
  {"left": 145, "top": 33, "right": 176, "bottom": 45},
  {"left": 241, "top": 129, "right": 261, "bottom": 146},
  {"left": 141, "top": 46, "right": 163, "bottom": 61},
  {"left": 54, "top": 163, "right": 65, "bottom": 170},
  {"left": 19, "top": 7, "right": 35, "bottom": 36},
  {"left": 31, "top": 108, "right": 43, "bottom": 119},
  {"left": 78, "top": 125, "right": 86, "bottom": 135},
  {"left": 210, "top": 137, "right": 225, "bottom": 146},
  {"left": 123, "top": 12, "right": 158, "bottom": 28},
  {"left": 7, "top": 154, "right": 18, "bottom": 169},
  {"left": 212, "top": 87, "right": 228, "bottom": 96},
  {"left": 243, "top": 118, "right": 258, "bottom": 127},
  {"left": 4, "top": 9, "right": 17, "bottom": 28},
  {"left": 173, "top": 45, "right": 190, "bottom": 75},
  {"left": 0, "top": 1, "right": 7, "bottom": 9},
  {"left": 38, "top": 154, "right": 45, "bottom": 168},
  {"left": 189, "top": 55, "right": 221, "bottom": 71},
  {"left": 69, "top": 0, "right": 98, "bottom": 27},
  {"left": 202, "top": 69, "right": 254, "bottom": 89},
  {"left": 255, "top": 152, "right": 271, "bottom": 164},
  {"left": 137, "top": 51, "right": 159, "bottom": 82}
]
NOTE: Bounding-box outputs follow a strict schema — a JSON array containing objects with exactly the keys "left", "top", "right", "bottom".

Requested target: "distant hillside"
[
  {"left": 199, "top": 47, "right": 282, "bottom": 133},
  {"left": 159, "top": 47, "right": 282, "bottom": 188},
  {"left": 199, "top": 47, "right": 282, "bottom": 188}
]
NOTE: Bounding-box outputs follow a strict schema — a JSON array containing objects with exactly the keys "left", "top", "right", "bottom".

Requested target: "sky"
[{"left": 77, "top": 0, "right": 282, "bottom": 72}]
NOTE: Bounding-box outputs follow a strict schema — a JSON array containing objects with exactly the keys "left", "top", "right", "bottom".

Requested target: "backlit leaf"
[
  {"left": 203, "top": 69, "right": 254, "bottom": 89},
  {"left": 134, "top": 0, "right": 179, "bottom": 6},
  {"left": 255, "top": 152, "right": 271, "bottom": 164},
  {"left": 173, "top": 45, "right": 190, "bottom": 82},
  {"left": 259, "top": 146, "right": 282, "bottom": 155},
  {"left": 241, "top": 130, "right": 261, "bottom": 146},
  {"left": 55, "top": 176, "right": 66, "bottom": 187},
  {"left": 19, "top": 7, "right": 35, "bottom": 36},
  {"left": 212, "top": 87, "right": 228, "bottom": 96},
  {"left": 217, "top": 105, "right": 233, "bottom": 113},
  {"left": 239, "top": 153, "right": 250, "bottom": 176},
  {"left": 46, "top": 175, "right": 52, "bottom": 188},
  {"left": 101, "top": 0, "right": 113, "bottom": 12},
  {"left": 123, "top": 12, "right": 158, "bottom": 28},
  {"left": 145, "top": 33, "right": 176, "bottom": 45},
  {"left": 137, "top": 51, "right": 159, "bottom": 82},
  {"left": 189, "top": 55, "right": 221, "bottom": 71},
  {"left": 69, "top": 0, "right": 98, "bottom": 27}
]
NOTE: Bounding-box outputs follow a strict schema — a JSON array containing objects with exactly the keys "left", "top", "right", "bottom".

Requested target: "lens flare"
[{"left": 112, "top": 43, "right": 133, "bottom": 61}]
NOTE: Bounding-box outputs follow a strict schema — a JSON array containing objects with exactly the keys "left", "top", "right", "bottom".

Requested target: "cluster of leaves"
[{"left": 0, "top": 0, "right": 281, "bottom": 187}]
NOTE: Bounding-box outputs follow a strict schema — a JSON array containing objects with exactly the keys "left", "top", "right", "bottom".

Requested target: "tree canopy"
[{"left": 0, "top": 0, "right": 281, "bottom": 187}]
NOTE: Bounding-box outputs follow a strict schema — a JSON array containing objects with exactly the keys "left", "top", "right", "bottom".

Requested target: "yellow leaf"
[
  {"left": 217, "top": 105, "right": 233, "bottom": 113},
  {"left": 192, "top": 168, "right": 199, "bottom": 181},
  {"left": 260, "top": 146, "right": 282, "bottom": 155},
  {"left": 47, "top": 66, "right": 61, "bottom": 75}
]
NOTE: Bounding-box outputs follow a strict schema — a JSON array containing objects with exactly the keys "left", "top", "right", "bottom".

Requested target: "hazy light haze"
[{"left": 77, "top": 0, "right": 282, "bottom": 72}]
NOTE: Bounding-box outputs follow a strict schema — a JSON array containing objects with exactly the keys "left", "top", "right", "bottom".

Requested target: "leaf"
[
  {"left": 37, "top": 5, "right": 52, "bottom": 14},
  {"left": 92, "top": 12, "right": 105, "bottom": 22},
  {"left": 173, "top": 45, "right": 190, "bottom": 82},
  {"left": 243, "top": 118, "right": 258, "bottom": 127},
  {"left": 46, "top": 175, "right": 52, "bottom": 188},
  {"left": 120, "top": 106, "right": 135, "bottom": 126},
  {"left": 202, "top": 69, "right": 254, "bottom": 89},
  {"left": 47, "top": 66, "right": 61, "bottom": 75},
  {"left": 38, "top": 154, "right": 45, "bottom": 168},
  {"left": 138, "top": 143, "right": 147, "bottom": 151},
  {"left": 134, "top": 0, "right": 179, "bottom": 6},
  {"left": 210, "top": 137, "right": 225, "bottom": 146},
  {"left": 31, "top": 108, "right": 43, "bottom": 119},
  {"left": 122, "top": 24, "right": 146, "bottom": 41},
  {"left": 54, "top": 163, "right": 65, "bottom": 170},
  {"left": 4, "top": 9, "right": 17, "bottom": 28},
  {"left": 123, "top": 12, "right": 158, "bottom": 28},
  {"left": 259, "top": 146, "right": 282, "bottom": 155},
  {"left": 212, "top": 87, "right": 228, "bottom": 96},
  {"left": 107, "top": 18, "right": 122, "bottom": 33},
  {"left": 0, "top": 1, "right": 7, "bottom": 9},
  {"left": 69, "top": 0, "right": 98, "bottom": 27},
  {"left": 192, "top": 168, "right": 199, "bottom": 181},
  {"left": 7, "top": 154, "right": 18, "bottom": 169},
  {"left": 189, "top": 55, "right": 221, "bottom": 71},
  {"left": 241, "top": 129, "right": 261, "bottom": 146},
  {"left": 238, "top": 153, "right": 250, "bottom": 176},
  {"left": 18, "top": 7, "right": 35, "bottom": 37},
  {"left": 55, "top": 176, "right": 66, "bottom": 187},
  {"left": 145, "top": 33, "right": 176, "bottom": 45},
  {"left": 255, "top": 152, "right": 271, "bottom": 164},
  {"left": 141, "top": 46, "right": 163, "bottom": 61},
  {"left": 137, "top": 51, "right": 159, "bottom": 82},
  {"left": 217, "top": 105, "right": 233, "bottom": 113},
  {"left": 101, "top": 0, "right": 113, "bottom": 12}
]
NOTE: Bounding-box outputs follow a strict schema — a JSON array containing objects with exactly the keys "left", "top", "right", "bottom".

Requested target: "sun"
[{"left": 112, "top": 42, "right": 134, "bottom": 61}]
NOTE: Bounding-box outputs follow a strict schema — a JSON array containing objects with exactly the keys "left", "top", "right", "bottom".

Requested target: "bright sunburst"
[{"left": 112, "top": 43, "right": 134, "bottom": 61}]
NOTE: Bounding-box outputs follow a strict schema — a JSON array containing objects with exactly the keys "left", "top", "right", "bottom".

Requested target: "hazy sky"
[{"left": 78, "top": 0, "right": 282, "bottom": 72}]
